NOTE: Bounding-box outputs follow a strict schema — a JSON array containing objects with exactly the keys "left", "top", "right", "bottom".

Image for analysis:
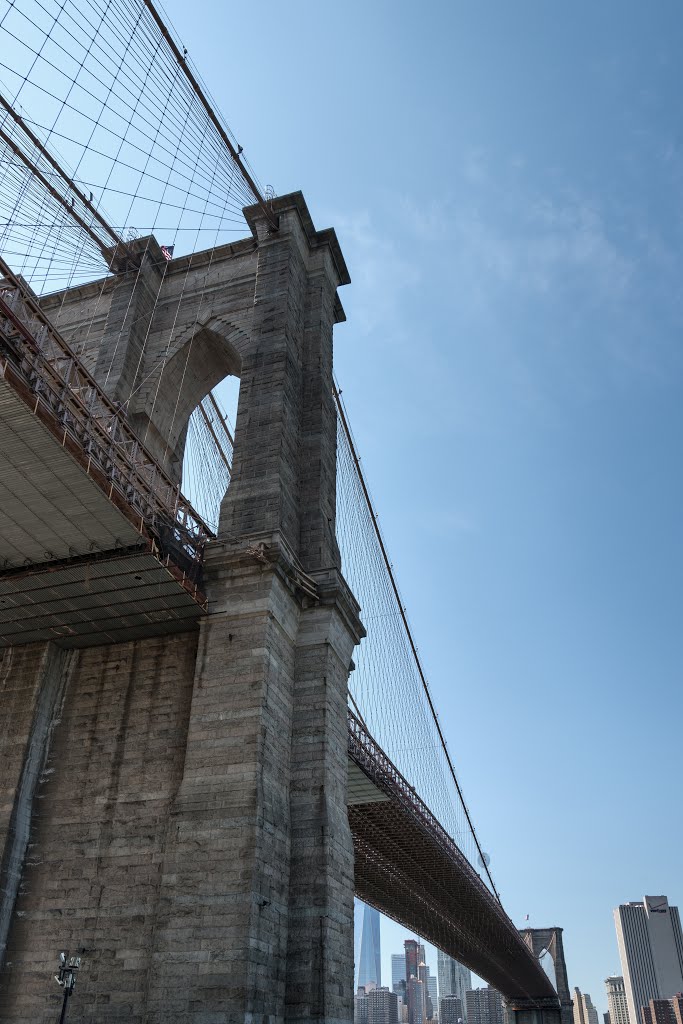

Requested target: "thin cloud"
[{"left": 330, "top": 210, "right": 420, "bottom": 336}]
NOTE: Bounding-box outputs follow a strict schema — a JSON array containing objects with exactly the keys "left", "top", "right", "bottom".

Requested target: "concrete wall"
[{"left": 0, "top": 193, "right": 362, "bottom": 1023}]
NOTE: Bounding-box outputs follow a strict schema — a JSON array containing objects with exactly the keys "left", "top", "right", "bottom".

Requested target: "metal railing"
[
  {"left": 347, "top": 708, "right": 543, "bottom": 956},
  {"left": 0, "top": 256, "right": 211, "bottom": 576}
]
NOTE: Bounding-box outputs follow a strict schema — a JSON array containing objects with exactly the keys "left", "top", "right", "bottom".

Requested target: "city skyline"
[
  {"left": 372, "top": 892, "right": 683, "bottom": 1019},
  {"left": 358, "top": 896, "right": 683, "bottom": 1024}
]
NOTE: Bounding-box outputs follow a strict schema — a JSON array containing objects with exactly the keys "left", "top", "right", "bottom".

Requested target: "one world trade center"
[{"left": 354, "top": 899, "right": 382, "bottom": 990}]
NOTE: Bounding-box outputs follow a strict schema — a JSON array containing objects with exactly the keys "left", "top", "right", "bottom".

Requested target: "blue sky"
[{"left": 164, "top": 0, "right": 683, "bottom": 1012}]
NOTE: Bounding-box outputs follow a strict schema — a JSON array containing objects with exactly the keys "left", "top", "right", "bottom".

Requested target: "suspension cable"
[{"left": 334, "top": 381, "right": 501, "bottom": 902}]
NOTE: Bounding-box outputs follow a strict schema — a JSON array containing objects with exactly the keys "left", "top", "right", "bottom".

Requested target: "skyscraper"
[
  {"left": 419, "top": 962, "right": 434, "bottom": 1021},
  {"left": 574, "top": 989, "right": 600, "bottom": 1024},
  {"left": 393, "top": 955, "right": 407, "bottom": 991},
  {"left": 606, "top": 976, "right": 631, "bottom": 1024},
  {"left": 438, "top": 952, "right": 472, "bottom": 1021},
  {"left": 427, "top": 975, "right": 438, "bottom": 1019},
  {"left": 405, "top": 940, "right": 420, "bottom": 984},
  {"left": 614, "top": 897, "right": 683, "bottom": 1024},
  {"left": 405, "top": 942, "right": 422, "bottom": 1024},
  {"left": 465, "top": 987, "right": 505, "bottom": 1024},
  {"left": 356, "top": 900, "right": 382, "bottom": 991},
  {"left": 407, "top": 976, "right": 426, "bottom": 1024}
]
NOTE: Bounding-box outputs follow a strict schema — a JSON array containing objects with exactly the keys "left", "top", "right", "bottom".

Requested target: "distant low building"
[
  {"left": 642, "top": 1000, "right": 675, "bottom": 1024},
  {"left": 440, "top": 995, "right": 464, "bottom": 1024},
  {"left": 574, "top": 988, "right": 600, "bottom": 1024},
  {"left": 356, "top": 988, "right": 369, "bottom": 1024},
  {"left": 465, "top": 987, "right": 504, "bottom": 1024},
  {"left": 368, "top": 987, "right": 399, "bottom": 1024},
  {"left": 641, "top": 995, "right": 683, "bottom": 1024}
]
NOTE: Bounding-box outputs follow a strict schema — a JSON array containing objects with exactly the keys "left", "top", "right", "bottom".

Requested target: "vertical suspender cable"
[
  {"left": 334, "top": 382, "right": 501, "bottom": 903},
  {"left": 140, "top": 0, "right": 279, "bottom": 232}
]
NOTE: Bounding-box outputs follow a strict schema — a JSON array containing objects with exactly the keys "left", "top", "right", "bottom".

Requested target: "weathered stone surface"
[
  {"left": 0, "top": 632, "right": 197, "bottom": 1023},
  {"left": 0, "top": 193, "right": 361, "bottom": 1024}
]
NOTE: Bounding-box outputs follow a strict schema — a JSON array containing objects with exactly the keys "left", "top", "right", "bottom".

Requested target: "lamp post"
[{"left": 54, "top": 951, "right": 81, "bottom": 1024}]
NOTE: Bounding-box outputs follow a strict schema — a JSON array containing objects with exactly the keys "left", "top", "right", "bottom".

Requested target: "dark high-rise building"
[
  {"left": 368, "top": 987, "right": 399, "bottom": 1024},
  {"left": 466, "top": 987, "right": 505, "bottom": 1024},
  {"left": 441, "top": 995, "right": 464, "bottom": 1024},
  {"left": 605, "top": 1013, "right": 612, "bottom": 1024}
]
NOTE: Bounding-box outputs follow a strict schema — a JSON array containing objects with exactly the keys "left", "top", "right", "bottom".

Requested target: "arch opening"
[
  {"left": 129, "top": 319, "right": 244, "bottom": 484},
  {"left": 181, "top": 374, "right": 240, "bottom": 533},
  {"left": 539, "top": 948, "right": 557, "bottom": 992}
]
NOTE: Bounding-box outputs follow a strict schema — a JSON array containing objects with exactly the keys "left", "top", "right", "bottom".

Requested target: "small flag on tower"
[{"left": 160, "top": 245, "right": 174, "bottom": 261}]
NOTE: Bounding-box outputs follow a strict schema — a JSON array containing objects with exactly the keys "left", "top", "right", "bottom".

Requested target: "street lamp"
[{"left": 54, "top": 951, "right": 81, "bottom": 1024}]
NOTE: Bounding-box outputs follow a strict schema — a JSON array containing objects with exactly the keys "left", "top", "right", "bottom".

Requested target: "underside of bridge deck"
[
  {"left": 0, "top": 267, "right": 208, "bottom": 647},
  {"left": 347, "top": 711, "right": 559, "bottom": 1005}
]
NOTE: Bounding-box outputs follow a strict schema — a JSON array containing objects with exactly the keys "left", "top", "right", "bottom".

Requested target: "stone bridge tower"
[
  {"left": 0, "top": 193, "right": 363, "bottom": 1023},
  {"left": 506, "top": 928, "right": 574, "bottom": 1024}
]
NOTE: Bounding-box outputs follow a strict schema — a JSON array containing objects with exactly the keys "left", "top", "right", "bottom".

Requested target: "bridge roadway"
[{"left": 0, "top": 256, "right": 558, "bottom": 1008}]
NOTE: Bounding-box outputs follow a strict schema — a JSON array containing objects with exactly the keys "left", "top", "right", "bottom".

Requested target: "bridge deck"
[
  {"left": 347, "top": 711, "right": 558, "bottom": 1004},
  {"left": 0, "top": 265, "right": 208, "bottom": 647}
]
